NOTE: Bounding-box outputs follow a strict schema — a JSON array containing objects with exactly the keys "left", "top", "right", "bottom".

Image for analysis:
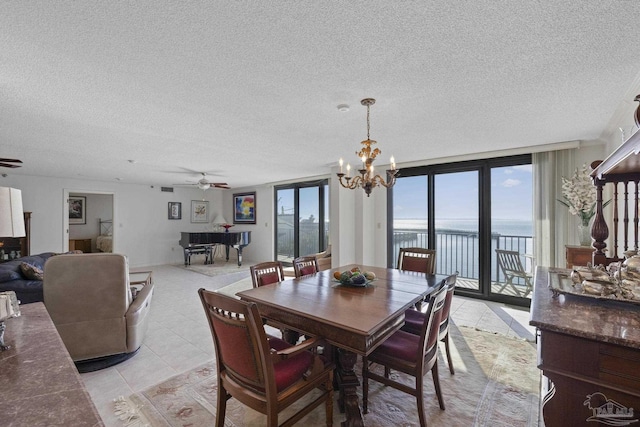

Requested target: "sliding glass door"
[
  {"left": 275, "top": 180, "right": 329, "bottom": 265},
  {"left": 434, "top": 170, "right": 480, "bottom": 291},
  {"left": 389, "top": 155, "right": 532, "bottom": 306}
]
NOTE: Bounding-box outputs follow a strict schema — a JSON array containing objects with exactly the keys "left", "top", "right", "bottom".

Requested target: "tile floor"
[{"left": 80, "top": 262, "right": 537, "bottom": 427}]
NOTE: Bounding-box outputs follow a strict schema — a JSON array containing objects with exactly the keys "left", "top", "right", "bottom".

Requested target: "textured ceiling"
[{"left": 2, "top": 1, "right": 640, "bottom": 189}]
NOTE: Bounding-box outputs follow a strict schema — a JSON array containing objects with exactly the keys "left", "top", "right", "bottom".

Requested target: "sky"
[{"left": 393, "top": 164, "right": 533, "bottom": 221}]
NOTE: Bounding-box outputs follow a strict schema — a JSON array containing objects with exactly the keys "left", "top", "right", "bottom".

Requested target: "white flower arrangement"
[{"left": 557, "top": 164, "right": 600, "bottom": 226}]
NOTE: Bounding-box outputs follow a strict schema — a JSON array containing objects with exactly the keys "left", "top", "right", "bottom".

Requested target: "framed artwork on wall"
[
  {"left": 168, "top": 202, "right": 181, "bottom": 220},
  {"left": 233, "top": 192, "right": 256, "bottom": 224},
  {"left": 191, "top": 200, "right": 209, "bottom": 223},
  {"left": 69, "top": 196, "right": 86, "bottom": 225}
]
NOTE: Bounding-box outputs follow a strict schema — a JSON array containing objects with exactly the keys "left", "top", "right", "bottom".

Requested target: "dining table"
[{"left": 237, "top": 263, "right": 446, "bottom": 427}]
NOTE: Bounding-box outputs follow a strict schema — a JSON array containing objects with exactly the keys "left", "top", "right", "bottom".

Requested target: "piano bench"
[{"left": 183, "top": 245, "right": 213, "bottom": 266}]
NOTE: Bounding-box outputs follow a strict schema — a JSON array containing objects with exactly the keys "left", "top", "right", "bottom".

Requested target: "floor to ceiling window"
[
  {"left": 275, "top": 180, "right": 329, "bottom": 265},
  {"left": 389, "top": 155, "right": 533, "bottom": 306}
]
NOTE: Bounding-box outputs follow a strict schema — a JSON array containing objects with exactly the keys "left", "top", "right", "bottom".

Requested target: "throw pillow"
[{"left": 20, "top": 262, "right": 44, "bottom": 281}]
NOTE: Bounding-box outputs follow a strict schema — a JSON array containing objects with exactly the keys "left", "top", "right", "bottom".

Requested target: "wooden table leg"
[{"left": 336, "top": 348, "right": 364, "bottom": 427}]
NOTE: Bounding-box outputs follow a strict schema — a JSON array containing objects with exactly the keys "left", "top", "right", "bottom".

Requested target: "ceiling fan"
[
  {"left": 0, "top": 158, "right": 23, "bottom": 168},
  {"left": 174, "top": 173, "right": 230, "bottom": 190}
]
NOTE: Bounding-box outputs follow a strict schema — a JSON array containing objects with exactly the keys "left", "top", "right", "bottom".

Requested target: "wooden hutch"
[
  {"left": 0, "top": 211, "right": 31, "bottom": 261},
  {"left": 530, "top": 126, "right": 640, "bottom": 426}
]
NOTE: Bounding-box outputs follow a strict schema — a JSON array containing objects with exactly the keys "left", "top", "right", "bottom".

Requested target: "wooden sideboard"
[
  {"left": 530, "top": 266, "right": 640, "bottom": 426},
  {"left": 0, "top": 211, "right": 31, "bottom": 261},
  {"left": 565, "top": 245, "right": 593, "bottom": 269},
  {"left": 0, "top": 302, "right": 104, "bottom": 426}
]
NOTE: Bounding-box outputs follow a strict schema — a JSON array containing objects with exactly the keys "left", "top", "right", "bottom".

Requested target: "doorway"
[{"left": 63, "top": 189, "right": 115, "bottom": 253}]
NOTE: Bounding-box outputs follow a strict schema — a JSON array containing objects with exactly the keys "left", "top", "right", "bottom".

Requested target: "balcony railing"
[
  {"left": 276, "top": 224, "right": 534, "bottom": 291},
  {"left": 392, "top": 228, "right": 534, "bottom": 285}
]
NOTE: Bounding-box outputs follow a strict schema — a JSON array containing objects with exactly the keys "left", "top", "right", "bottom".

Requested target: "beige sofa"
[{"left": 43, "top": 253, "right": 153, "bottom": 370}]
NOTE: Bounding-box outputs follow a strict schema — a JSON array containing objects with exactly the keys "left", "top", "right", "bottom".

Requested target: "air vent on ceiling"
[{"left": 161, "top": 187, "right": 174, "bottom": 192}]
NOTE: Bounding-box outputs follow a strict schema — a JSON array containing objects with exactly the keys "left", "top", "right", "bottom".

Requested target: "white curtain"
[{"left": 532, "top": 150, "right": 576, "bottom": 268}]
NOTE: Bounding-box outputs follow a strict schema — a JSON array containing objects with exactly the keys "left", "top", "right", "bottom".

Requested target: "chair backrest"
[
  {"left": 417, "top": 281, "right": 448, "bottom": 367},
  {"left": 250, "top": 261, "right": 285, "bottom": 288},
  {"left": 439, "top": 273, "right": 458, "bottom": 337},
  {"left": 199, "top": 289, "right": 276, "bottom": 395},
  {"left": 397, "top": 247, "right": 436, "bottom": 274},
  {"left": 293, "top": 255, "right": 319, "bottom": 278},
  {"left": 495, "top": 249, "right": 526, "bottom": 275}
]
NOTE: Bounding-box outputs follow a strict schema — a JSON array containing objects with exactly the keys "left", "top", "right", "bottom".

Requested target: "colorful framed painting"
[
  {"left": 191, "top": 200, "right": 209, "bottom": 223},
  {"left": 168, "top": 202, "right": 182, "bottom": 220},
  {"left": 233, "top": 192, "right": 256, "bottom": 224},
  {"left": 69, "top": 196, "right": 86, "bottom": 225}
]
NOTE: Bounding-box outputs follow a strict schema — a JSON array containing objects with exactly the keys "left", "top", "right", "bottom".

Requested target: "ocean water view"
[{"left": 394, "top": 218, "right": 533, "bottom": 237}]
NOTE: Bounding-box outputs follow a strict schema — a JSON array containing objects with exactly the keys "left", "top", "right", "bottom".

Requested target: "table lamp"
[
  {"left": 0, "top": 187, "right": 25, "bottom": 351},
  {"left": 212, "top": 213, "right": 231, "bottom": 232}
]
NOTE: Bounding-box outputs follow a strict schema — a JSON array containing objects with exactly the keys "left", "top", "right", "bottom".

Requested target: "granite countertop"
[
  {"left": 0, "top": 302, "right": 104, "bottom": 426},
  {"left": 530, "top": 266, "right": 640, "bottom": 349}
]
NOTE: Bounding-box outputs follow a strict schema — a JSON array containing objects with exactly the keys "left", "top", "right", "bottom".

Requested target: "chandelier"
[{"left": 336, "top": 98, "right": 399, "bottom": 197}]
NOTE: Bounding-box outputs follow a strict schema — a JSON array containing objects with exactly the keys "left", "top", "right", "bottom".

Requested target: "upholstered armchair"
[{"left": 43, "top": 253, "right": 153, "bottom": 371}]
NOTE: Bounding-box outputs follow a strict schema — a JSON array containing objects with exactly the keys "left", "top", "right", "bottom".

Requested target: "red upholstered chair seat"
[
  {"left": 370, "top": 329, "right": 421, "bottom": 363},
  {"left": 402, "top": 308, "right": 425, "bottom": 335}
]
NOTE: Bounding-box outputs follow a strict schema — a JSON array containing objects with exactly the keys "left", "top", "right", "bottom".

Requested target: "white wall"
[{"left": 1, "top": 174, "right": 223, "bottom": 268}]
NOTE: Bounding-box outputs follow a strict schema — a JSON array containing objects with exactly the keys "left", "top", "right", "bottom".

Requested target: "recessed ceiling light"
[{"left": 337, "top": 104, "right": 350, "bottom": 112}]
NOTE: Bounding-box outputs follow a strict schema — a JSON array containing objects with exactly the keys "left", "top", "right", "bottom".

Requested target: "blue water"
[{"left": 395, "top": 218, "right": 533, "bottom": 237}]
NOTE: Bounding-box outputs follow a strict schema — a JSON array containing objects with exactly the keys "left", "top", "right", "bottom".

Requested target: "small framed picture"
[
  {"left": 191, "top": 200, "right": 209, "bottom": 223},
  {"left": 69, "top": 196, "right": 86, "bottom": 225},
  {"left": 168, "top": 202, "right": 181, "bottom": 220},
  {"left": 233, "top": 192, "right": 256, "bottom": 224}
]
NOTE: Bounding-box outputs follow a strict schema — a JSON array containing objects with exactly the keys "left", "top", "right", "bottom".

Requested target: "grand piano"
[{"left": 179, "top": 231, "right": 251, "bottom": 266}]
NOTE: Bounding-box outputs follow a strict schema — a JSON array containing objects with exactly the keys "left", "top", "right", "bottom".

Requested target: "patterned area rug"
[{"left": 113, "top": 326, "right": 539, "bottom": 427}]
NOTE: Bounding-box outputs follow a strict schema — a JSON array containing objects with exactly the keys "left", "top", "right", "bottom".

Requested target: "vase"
[{"left": 578, "top": 224, "right": 592, "bottom": 247}]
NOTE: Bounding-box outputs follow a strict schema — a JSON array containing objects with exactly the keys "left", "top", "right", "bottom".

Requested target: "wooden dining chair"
[
  {"left": 362, "top": 280, "right": 448, "bottom": 427},
  {"left": 397, "top": 247, "right": 436, "bottom": 274},
  {"left": 250, "top": 261, "right": 302, "bottom": 344},
  {"left": 401, "top": 273, "right": 458, "bottom": 374},
  {"left": 293, "top": 255, "right": 319, "bottom": 278},
  {"left": 198, "top": 289, "right": 334, "bottom": 427},
  {"left": 250, "top": 261, "right": 286, "bottom": 288}
]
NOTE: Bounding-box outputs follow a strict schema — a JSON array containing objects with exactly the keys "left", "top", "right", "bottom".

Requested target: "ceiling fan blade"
[{"left": 0, "top": 162, "right": 22, "bottom": 168}]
